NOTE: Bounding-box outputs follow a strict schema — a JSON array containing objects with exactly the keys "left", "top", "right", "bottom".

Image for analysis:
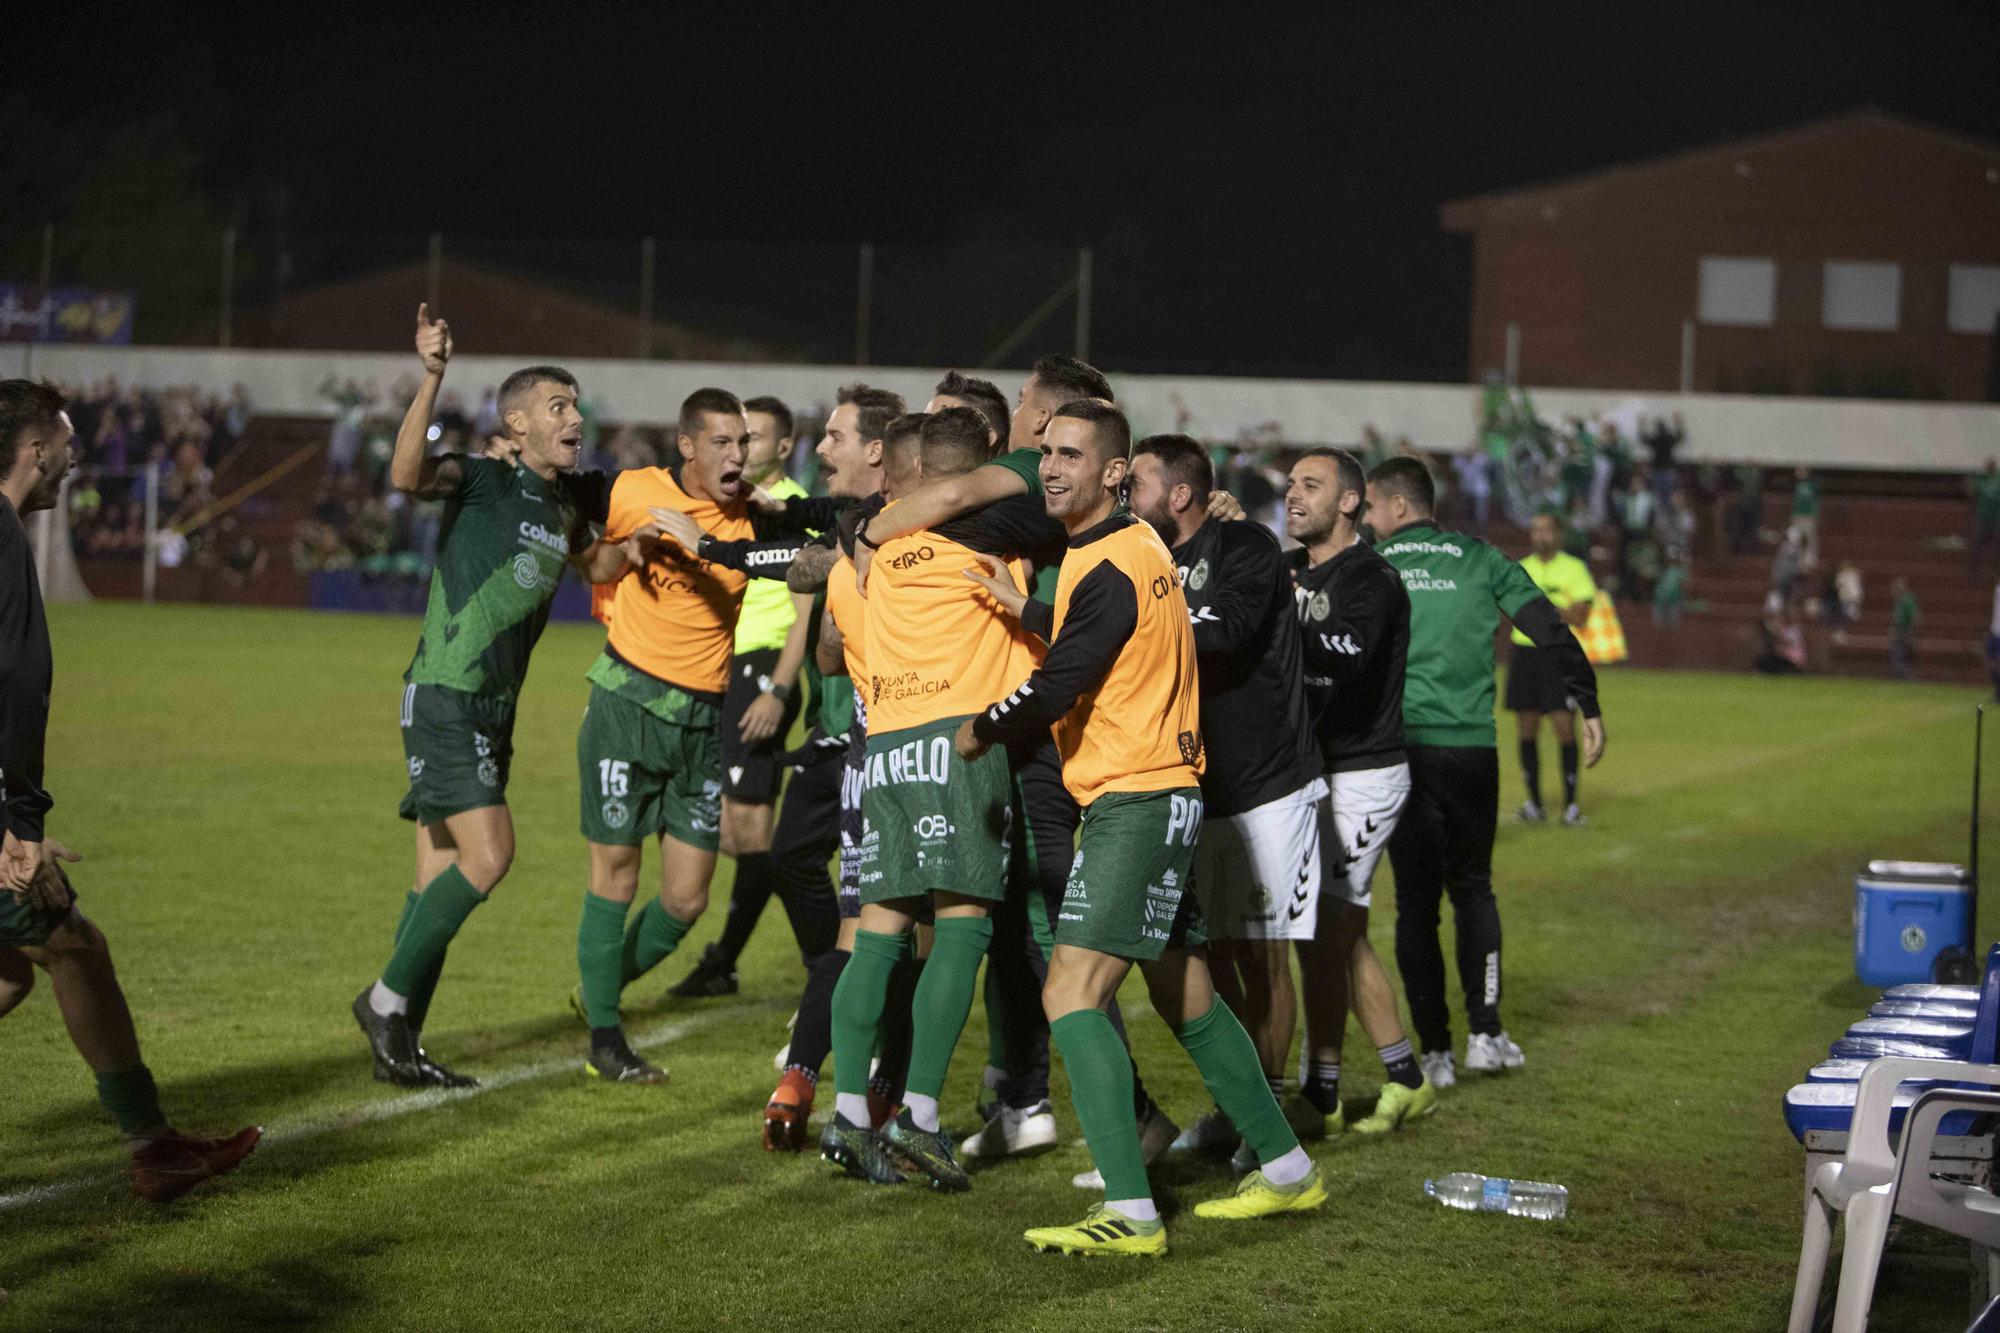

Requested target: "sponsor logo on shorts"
[
  {"left": 478, "top": 757, "right": 500, "bottom": 787},
  {"left": 475, "top": 733, "right": 493, "bottom": 758},
  {"left": 408, "top": 756, "right": 425, "bottom": 780},
  {"left": 865, "top": 734, "right": 953, "bottom": 788},
  {"left": 600, "top": 798, "right": 630, "bottom": 829}
]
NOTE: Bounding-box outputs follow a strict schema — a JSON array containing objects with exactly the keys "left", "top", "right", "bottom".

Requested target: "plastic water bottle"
[{"left": 1424, "top": 1172, "right": 1568, "bottom": 1220}]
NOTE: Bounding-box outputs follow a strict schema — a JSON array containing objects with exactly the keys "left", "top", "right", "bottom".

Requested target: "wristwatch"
[{"left": 764, "top": 681, "right": 793, "bottom": 703}]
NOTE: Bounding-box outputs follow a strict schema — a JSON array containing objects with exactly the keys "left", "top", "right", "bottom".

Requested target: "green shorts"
[
  {"left": 399, "top": 683, "right": 516, "bottom": 825},
  {"left": 858, "top": 715, "right": 1014, "bottom": 905},
  {"left": 577, "top": 682, "right": 724, "bottom": 850},
  {"left": 1056, "top": 787, "right": 1207, "bottom": 961},
  {"left": 0, "top": 867, "right": 78, "bottom": 949}
]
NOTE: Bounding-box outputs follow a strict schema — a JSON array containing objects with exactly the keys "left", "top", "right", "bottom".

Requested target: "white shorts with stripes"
[
  {"left": 1326, "top": 762, "right": 1412, "bottom": 910},
  {"left": 1193, "top": 777, "right": 1331, "bottom": 941}
]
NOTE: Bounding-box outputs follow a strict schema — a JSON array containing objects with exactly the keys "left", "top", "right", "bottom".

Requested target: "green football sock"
[
  {"left": 382, "top": 865, "right": 484, "bottom": 1000},
  {"left": 618, "top": 898, "right": 691, "bottom": 987},
  {"left": 830, "top": 929, "right": 909, "bottom": 1098},
  {"left": 577, "top": 891, "right": 629, "bottom": 1028},
  {"left": 1175, "top": 996, "right": 1301, "bottom": 1165},
  {"left": 903, "top": 915, "right": 993, "bottom": 1101},
  {"left": 95, "top": 1064, "right": 167, "bottom": 1137},
  {"left": 1051, "top": 1010, "right": 1149, "bottom": 1204},
  {"left": 393, "top": 887, "right": 446, "bottom": 1033},
  {"left": 393, "top": 889, "right": 421, "bottom": 944}
]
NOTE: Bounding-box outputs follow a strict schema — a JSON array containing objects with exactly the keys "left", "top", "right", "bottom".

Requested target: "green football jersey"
[
  {"left": 983, "top": 446, "right": 1059, "bottom": 605},
  {"left": 1374, "top": 521, "right": 1543, "bottom": 749},
  {"left": 405, "top": 455, "right": 611, "bottom": 702}
]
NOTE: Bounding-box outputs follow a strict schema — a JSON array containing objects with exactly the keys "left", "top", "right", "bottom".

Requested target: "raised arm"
[{"left": 389, "top": 304, "right": 465, "bottom": 499}]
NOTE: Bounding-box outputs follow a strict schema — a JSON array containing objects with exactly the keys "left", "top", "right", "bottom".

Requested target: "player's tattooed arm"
[
  {"left": 389, "top": 304, "right": 464, "bottom": 499},
  {"left": 787, "top": 543, "right": 839, "bottom": 593}
]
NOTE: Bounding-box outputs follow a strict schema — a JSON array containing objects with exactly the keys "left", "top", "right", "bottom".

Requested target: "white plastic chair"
[{"left": 1789, "top": 1058, "right": 2000, "bottom": 1332}]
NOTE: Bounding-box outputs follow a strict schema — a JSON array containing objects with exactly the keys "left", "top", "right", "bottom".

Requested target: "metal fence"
[{"left": 0, "top": 225, "right": 1096, "bottom": 370}]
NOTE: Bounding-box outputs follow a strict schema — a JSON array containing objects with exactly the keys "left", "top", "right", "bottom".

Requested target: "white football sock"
[
  {"left": 1262, "top": 1145, "right": 1313, "bottom": 1186},
  {"left": 903, "top": 1092, "right": 940, "bottom": 1133},
  {"left": 1106, "top": 1197, "right": 1159, "bottom": 1222},
  {"left": 834, "top": 1092, "right": 870, "bottom": 1126},
  {"left": 369, "top": 981, "right": 408, "bottom": 1017}
]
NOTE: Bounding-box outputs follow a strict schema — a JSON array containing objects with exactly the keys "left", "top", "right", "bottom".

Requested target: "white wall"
[{"left": 16, "top": 342, "right": 2000, "bottom": 472}]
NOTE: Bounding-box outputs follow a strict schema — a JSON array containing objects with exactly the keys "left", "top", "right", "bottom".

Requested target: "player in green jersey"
[
  {"left": 1365, "top": 457, "right": 1604, "bottom": 1086},
  {"left": 353, "top": 305, "right": 614, "bottom": 1088}
]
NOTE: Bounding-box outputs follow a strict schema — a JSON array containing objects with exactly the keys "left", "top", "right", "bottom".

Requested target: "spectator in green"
[
  {"left": 1890, "top": 577, "right": 1919, "bottom": 681},
  {"left": 1968, "top": 459, "right": 2000, "bottom": 575},
  {"left": 1790, "top": 467, "right": 1820, "bottom": 569},
  {"left": 1653, "top": 558, "right": 1687, "bottom": 629}
]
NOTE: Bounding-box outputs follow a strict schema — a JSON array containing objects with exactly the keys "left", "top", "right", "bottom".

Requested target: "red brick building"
[{"left": 1441, "top": 110, "right": 2000, "bottom": 401}]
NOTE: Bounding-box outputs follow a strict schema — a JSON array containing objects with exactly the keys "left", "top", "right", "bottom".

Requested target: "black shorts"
[
  {"left": 720, "top": 648, "right": 803, "bottom": 803},
  {"left": 1503, "top": 645, "right": 1571, "bottom": 714}
]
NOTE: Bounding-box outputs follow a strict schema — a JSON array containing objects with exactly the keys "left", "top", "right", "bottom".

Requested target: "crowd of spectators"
[{"left": 59, "top": 379, "right": 252, "bottom": 557}]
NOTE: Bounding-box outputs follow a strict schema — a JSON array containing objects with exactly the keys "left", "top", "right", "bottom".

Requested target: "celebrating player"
[
  {"left": 1, "top": 379, "right": 262, "bottom": 1201},
  {"left": 1284, "top": 449, "right": 1435, "bottom": 1134},
  {"left": 961, "top": 400, "right": 1324, "bottom": 1258},
  {"left": 572, "top": 387, "right": 834, "bottom": 1083},
  {"left": 1367, "top": 456, "right": 1606, "bottom": 1084},
  {"left": 668, "top": 395, "right": 816, "bottom": 997},
  {"left": 1125, "top": 434, "right": 1328, "bottom": 1168},
  {"left": 821, "top": 406, "right": 1065, "bottom": 1191},
  {"left": 354, "top": 307, "right": 612, "bottom": 1088},
  {"left": 859, "top": 358, "right": 1182, "bottom": 1182},
  {"left": 1506, "top": 511, "right": 1598, "bottom": 826}
]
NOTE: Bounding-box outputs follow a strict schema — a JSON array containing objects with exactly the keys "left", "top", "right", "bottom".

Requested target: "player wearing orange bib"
[
  {"left": 570, "top": 388, "right": 813, "bottom": 1082},
  {"left": 960, "top": 400, "right": 1324, "bottom": 1257},
  {"left": 819, "top": 407, "right": 1065, "bottom": 1192}
]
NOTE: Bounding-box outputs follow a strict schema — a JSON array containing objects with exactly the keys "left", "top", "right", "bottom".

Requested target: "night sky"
[{"left": 7, "top": 3, "right": 1998, "bottom": 377}]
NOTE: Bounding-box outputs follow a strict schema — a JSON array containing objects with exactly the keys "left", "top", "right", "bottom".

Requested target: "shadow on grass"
[{"left": 4, "top": 1230, "right": 390, "bottom": 1333}]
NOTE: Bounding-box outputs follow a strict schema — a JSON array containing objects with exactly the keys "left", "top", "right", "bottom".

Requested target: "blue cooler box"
[{"left": 1854, "top": 860, "right": 1971, "bottom": 986}]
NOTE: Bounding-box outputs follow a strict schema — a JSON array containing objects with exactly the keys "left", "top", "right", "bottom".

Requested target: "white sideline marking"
[{"left": 0, "top": 1010, "right": 739, "bottom": 1214}]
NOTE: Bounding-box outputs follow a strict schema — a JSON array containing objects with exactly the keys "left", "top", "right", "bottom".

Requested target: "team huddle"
[{"left": 0, "top": 305, "right": 1605, "bottom": 1252}]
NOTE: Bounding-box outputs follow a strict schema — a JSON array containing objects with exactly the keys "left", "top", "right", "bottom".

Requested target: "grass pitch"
[{"left": 1, "top": 601, "right": 1989, "bottom": 1331}]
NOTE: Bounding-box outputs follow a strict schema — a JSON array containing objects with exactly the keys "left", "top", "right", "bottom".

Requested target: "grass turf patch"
[{"left": 1, "top": 601, "right": 1989, "bottom": 1331}]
